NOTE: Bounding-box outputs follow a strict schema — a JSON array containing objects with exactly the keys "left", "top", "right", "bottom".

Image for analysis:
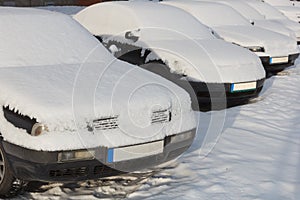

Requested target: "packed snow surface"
[
  {"left": 0, "top": 7, "right": 196, "bottom": 151},
  {"left": 74, "top": 1, "right": 265, "bottom": 83}
]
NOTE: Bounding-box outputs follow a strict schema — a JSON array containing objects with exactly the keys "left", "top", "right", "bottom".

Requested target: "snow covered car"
[
  {"left": 74, "top": 1, "right": 266, "bottom": 110},
  {"left": 208, "top": 0, "right": 299, "bottom": 43},
  {"left": 0, "top": 8, "right": 197, "bottom": 197},
  {"left": 163, "top": 0, "right": 300, "bottom": 73},
  {"left": 263, "top": 0, "right": 300, "bottom": 23},
  {"left": 241, "top": 0, "right": 300, "bottom": 44}
]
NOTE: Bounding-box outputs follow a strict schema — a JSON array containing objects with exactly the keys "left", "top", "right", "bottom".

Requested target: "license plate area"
[
  {"left": 230, "top": 82, "right": 257, "bottom": 93},
  {"left": 269, "top": 56, "right": 288, "bottom": 64},
  {"left": 107, "top": 140, "right": 164, "bottom": 163}
]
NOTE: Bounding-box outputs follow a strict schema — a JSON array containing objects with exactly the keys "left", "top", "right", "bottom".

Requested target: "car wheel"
[{"left": 0, "top": 143, "right": 15, "bottom": 198}]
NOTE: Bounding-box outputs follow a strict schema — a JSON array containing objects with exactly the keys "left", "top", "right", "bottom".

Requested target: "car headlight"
[
  {"left": 31, "top": 123, "right": 49, "bottom": 136},
  {"left": 3, "top": 106, "right": 49, "bottom": 136},
  {"left": 246, "top": 46, "right": 265, "bottom": 52},
  {"left": 58, "top": 149, "right": 95, "bottom": 162},
  {"left": 169, "top": 130, "right": 195, "bottom": 144}
]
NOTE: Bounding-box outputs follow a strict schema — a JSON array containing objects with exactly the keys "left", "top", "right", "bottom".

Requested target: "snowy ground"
[
  {"left": 6, "top": 6, "right": 300, "bottom": 200},
  {"left": 10, "top": 61, "right": 299, "bottom": 200}
]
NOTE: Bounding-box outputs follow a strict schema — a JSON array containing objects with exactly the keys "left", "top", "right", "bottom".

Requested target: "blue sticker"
[
  {"left": 230, "top": 84, "right": 235, "bottom": 92},
  {"left": 107, "top": 148, "right": 114, "bottom": 163}
]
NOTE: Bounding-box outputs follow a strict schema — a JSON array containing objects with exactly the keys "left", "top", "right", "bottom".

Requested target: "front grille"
[
  {"left": 151, "top": 109, "right": 171, "bottom": 124},
  {"left": 49, "top": 167, "right": 88, "bottom": 178},
  {"left": 93, "top": 116, "right": 118, "bottom": 130}
]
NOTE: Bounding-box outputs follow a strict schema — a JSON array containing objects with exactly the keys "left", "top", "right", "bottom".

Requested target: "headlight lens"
[
  {"left": 31, "top": 123, "right": 49, "bottom": 136},
  {"left": 246, "top": 46, "right": 265, "bottom": 52},
  {"left": 169, "top": 130, "right": 195, "bottom": 144},
  {"left": 58, "top": 150, "right": 95, "bottom": 162}
]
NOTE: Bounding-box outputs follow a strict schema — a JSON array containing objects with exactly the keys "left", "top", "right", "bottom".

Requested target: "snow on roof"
[
  {"left": 74, "top": 1, "right": 214, "bottom": 40},
  {"left": 0, "top": 7, "right": 113, "bottom": 68},
  {"left": 210, "top": 0, "right": 265, "bottom": 20},
  {"left": 245, "top": 0, "right": 289, "bottom": 20},
  {"left": 162, "top": 1, "right": 251, "bottom": 27}
]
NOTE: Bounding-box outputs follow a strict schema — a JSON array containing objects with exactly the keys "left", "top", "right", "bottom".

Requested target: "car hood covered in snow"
[
  {"left": 75, "top": 1, "right": 265, "bottom": 83},
  {"left": 253, "top": 20, "right": 296, "bottom": 39},
  {"left": 214, "top": 25, "right": 299, "bottom": 56},
  {"left": 139, "top": 37, "right": 265, "bottom": 83},
  {"left": 0, "top": 7, "right": 196, "bottom": 151}
]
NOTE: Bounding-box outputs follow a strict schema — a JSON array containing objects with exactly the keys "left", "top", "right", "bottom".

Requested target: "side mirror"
[{"left": 125, "top": 30, "right": 140, "bottom": 42}]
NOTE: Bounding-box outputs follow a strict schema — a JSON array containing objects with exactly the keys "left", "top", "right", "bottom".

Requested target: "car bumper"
[
  {"left": 187, "top": 79, "right": 264, "bottom": 111},
  {"left": 260, "top": 53, "right": 299, "bottom": 73},
  {"left": 1, "top": 129, "right": 196, "bottom": 182}
]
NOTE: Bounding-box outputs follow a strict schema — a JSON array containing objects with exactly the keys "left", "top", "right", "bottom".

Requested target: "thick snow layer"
[
  {"left": 0, "top": 7, "right": 108, "bottom": 67},
  {"left": 214, "top": 25, "right": 298, "bottom": 57},
  {"left": 252, "top": 19, "right": 297, "bottom": 39},
  {"left": 164, "top": 0, "right": 251, "bottom": 27},
  {"left": 74, "top": 2, "right": 214, "bottom": 40},
  {"left": 201, "top": 0, "right": 266, "bottom": 21},
  {"left": 264, "top": 0, "right": 300, "bottom": 7},
  {"left": 241, "top": 0, "right": 300, "bottom": 38},
  {"left": 164, "top": 1, "right": 299, "bottom": 57},
  {"left": 17, "top": 53, "right": 300, "bottom": 200},
  {"left": 0, "top": 7, "right": 196, "bottom": 151},
  {"left": 244, "top": 0, "right": 288, "bottom": 20},
  {"left": 37, "top": 6, "right": 85, "bottom": 15},
  {"left": 210, "top": 0, "right": 297, "bottom": 39},
  {"left": 74, "top": 1, "right": 265, "bottom": 83},
  {"left": 273, "top": 6, "right": 300, "bottom": 23}
]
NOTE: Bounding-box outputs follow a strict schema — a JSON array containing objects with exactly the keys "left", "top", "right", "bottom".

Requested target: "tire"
[{"left": 0, "top": 143, "right": 15, "bottom": 198}]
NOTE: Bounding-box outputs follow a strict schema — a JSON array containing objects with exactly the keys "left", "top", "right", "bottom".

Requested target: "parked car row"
[{"left": 0, "top": 0, "right": 299, "bottom": 198}]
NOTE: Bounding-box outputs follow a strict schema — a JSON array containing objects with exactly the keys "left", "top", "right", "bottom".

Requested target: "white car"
[
  {"left": 163, "top": 0, "right": 300, "bottom": 73},
  {"left": 74, "top": 1, "right": 266, "bottom": 110},
  {"left": 0, "top": 7, "right": 197, "bottom": 197},
  {"left": 242, "top": 0, "right": 300, "bottom": 44},
  {"left": 208, "top": 0, "right": 299, "bottom": 43}
]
